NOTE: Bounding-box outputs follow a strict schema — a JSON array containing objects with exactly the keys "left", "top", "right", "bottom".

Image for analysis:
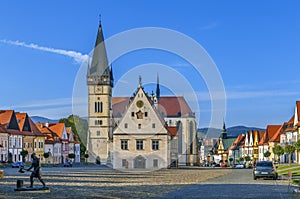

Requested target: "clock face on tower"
[
  {"left": 95, "top": 86, "right": 102, "bottom": 93},
  {"left": 136, "top": 100, "right": 144, "bottom": 108}
]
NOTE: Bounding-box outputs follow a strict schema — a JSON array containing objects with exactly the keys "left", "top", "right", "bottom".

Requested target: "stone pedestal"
[{"left": 16, "top": 180, "right": 23, "bottom": 189}]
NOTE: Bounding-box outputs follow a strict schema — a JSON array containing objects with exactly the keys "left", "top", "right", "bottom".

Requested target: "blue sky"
[{"left": 0, "top": 1, "right": 300, "bottom": 128}]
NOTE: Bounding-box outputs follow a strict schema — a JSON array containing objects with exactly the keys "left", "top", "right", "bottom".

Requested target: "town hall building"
[{"left": 86, "top": 22, "right": 198, "bottom": 169}]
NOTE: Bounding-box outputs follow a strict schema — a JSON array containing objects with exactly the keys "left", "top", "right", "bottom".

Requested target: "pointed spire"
[
  {"left": 89, "top": 20, "right": 109, "bottom": 76},
  {"left": 138, "top": 75, "right": 142, "bottom": 88},
  {"left": 221, "top": 120, "right": 227, "bottom": 139},
  {"left": 222, "top": 120, "right": 226, "bottom": 132},
  {"left": 110, "top": 65, "right": 114, "bottom": 87},
  {"left": 156, "top": 73, "right": 160, "bottom": 100}
]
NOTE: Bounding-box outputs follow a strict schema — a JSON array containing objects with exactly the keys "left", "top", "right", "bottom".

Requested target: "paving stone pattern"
[{"left": 0, "top": 165, "right": 230, "bottom": 198}]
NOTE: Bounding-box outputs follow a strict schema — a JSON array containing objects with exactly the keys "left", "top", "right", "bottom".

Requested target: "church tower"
[{"left": 86, "top": 22, "right": 113, "bottom": 164}]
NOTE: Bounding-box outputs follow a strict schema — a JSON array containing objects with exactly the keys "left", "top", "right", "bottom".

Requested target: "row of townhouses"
[
  {"left": 209, "top": 101, "right": 300, "bottom": 164},
  {"left": 0, "top": 110, "right": 80, "bottom": 164}
]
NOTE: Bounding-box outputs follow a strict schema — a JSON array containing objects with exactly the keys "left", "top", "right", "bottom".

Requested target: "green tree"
[
  {"left": 84, "top": 153, "right": 89, "bottom": 163},
  {"left": 239, "top": 157, "right": 244, "bottom": 162},
  {"left": 68, "top": 153, "right": 75, "bottom": 159},
  {"left": 244, "top": 156, "right": 251, "bottom": 162},
  {"left": 284, "top": 144, "right": 296, "bottom": 165},
  {"left": 273, "top": 145, "right": 284, "bottom": 164},
  {"left": 294, "top": 140, "right": 300, "bottom": 164},
  {"left": 264, "top": 151, "right": 271, "bottom": 159},
  {"left": 59, "top": 115, "right": 88, "bottom": 157},
  {"left": 43, "top": 152, "right": 50, "bottom": 164},
  {"left": 20, "top": 150, "right": 28, "bottom": 162}
]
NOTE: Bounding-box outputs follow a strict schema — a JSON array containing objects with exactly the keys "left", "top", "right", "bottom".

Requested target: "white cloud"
[
  {"left": 195, "top": 90, "right": 300, "bottom": 101},
  {"left": 0, "top": 39, "right": 89, "bottom": 64}
]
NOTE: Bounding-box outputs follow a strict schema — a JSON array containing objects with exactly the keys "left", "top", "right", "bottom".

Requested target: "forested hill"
[{"left": 198, "top": 126, "right": 265, "bottom": 139}]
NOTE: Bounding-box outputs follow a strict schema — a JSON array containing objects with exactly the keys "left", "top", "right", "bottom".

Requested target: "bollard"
[
  {"left": 16, "top": 180, "right": 23, "bottom": 189},
  {"left": 0, "top": 170, "right": 3, "bottom": 179}
]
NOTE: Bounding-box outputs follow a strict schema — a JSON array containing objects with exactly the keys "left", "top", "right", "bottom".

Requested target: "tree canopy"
[{"left": 59, "top": 115, "right": 88, "bottom": 155}]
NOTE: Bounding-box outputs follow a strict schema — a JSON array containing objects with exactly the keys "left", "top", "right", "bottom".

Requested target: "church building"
[{"left": 86, "top": 22, "right": 198, "bottom": 169}]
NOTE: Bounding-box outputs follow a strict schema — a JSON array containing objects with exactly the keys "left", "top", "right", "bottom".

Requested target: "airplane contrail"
[{"left": 0, "top": 39, "right": 89, "bottom": 64}]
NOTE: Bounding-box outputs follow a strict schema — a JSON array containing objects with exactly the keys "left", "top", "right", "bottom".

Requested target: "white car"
[{"left": 234, "top": 164, "right": 244, "bottom": 168}]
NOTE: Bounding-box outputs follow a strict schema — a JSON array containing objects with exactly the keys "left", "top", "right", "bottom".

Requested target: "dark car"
[
  {"left": 64, "top": 160, "right": 72, "bottom": 167},
  {"left": 253, "top": 161, "right": 277, "bottom": 180},
  {"left": 12, "top": 161, "right": 24, "bottom": 168},
  {"left": 212, "top": 163, "right": 220, "bottom": 168}
]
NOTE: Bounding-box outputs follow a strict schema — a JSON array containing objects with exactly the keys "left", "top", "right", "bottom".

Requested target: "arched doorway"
[{"left": 134, "top": 155, "right": 146, "bottom": 169}]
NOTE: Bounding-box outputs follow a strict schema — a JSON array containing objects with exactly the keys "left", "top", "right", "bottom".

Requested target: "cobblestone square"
[{"left": 0, "top": 165, "right": 230, "bottom": 198}]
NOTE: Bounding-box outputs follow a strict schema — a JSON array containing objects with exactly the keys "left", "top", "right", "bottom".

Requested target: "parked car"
[
  {"left": 64, "top": 160, "right": 73, "bottom": 167},
  {"left": 234, "top": 164, "right": 245, "bottom": 169},
  {"left": 212, "top": 163, "right": 220, "bottom": 168},
  {"left": 221, "top": 163, "right": 227, "bottom": 168},
  {"left": 253, "top": 161, "right": 278, "bottom": 180},
  {"left": 12, "top": 162, "right": 24, "bottom": 168}
]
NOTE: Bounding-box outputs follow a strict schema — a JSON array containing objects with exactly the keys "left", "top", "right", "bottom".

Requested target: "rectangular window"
[
  {"left": 121, "top": 140, "right": 128, "bottom": 150},
  {"left": 131, "top": 112, "right": 135, "bottom": 117},
  {"left": 152, "top": 140, "right": 159, "bottom": 150},
  {"left": 97, "top": 131, "right": 100, "bottom": 136},
  {"left": 124, "top": 123, "right": 128, "bottom": 128},
  {"left": 136, "top": 140, "right": 143, "bottom": 150},
  {"left": 138, "top": 124, "right": 141, "bottom": 129},
  {"left": 152, "top": 123, "right": 155, "bottom": 128},
  {"left": 145, "top": 112, "right": 148, "bottom": 117},
  {"left": 153, "top": 159, "right": 158, "bottom": 167},
  {"left": 122, "top": 159, "right": 127, "bottom": 167}
]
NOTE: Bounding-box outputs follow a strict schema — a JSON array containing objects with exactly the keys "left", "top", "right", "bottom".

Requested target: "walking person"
[{"left": 27, "top": 153, "right": 46, "bottom": 188}]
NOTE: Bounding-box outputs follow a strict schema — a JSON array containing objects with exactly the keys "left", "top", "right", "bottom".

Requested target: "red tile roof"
[
  {"left": 15, "top": 112, "right": 44, "bottom": 137},
  {"left": 228, "top": 134, "right": 245, "bottom": 150},
  {"left": 158, "top": 96, "right": 193, "bottom": 117},
  {"left": 48, "top": 123, "right": 65, "bottom": 138},
  {"left": 0, "top": 110, "right": 14, "bottom": 127},
  {"left": 112, "top": 97, "right": 131, "bottom": 118},
  {"left": 36, "top": 123, "right": 61, "bottom": 144},
  {"left": 269, "top": 123, "right": 284, "bottom": 142},
  {"left": 259, "top": 125, "right": 281, "bottom": 145},
  {"left": 167, "top": 126, "right": 178, "bottom": 136},
  {"left": 258, "top": 131, "right": 267, "bottom": 145},
  {"left": 112, "top": 96, "right": 194, "bottom": 118},
  {"left": 284, "top": 115, "right": 296, "bottom": 132},
  {"left": 15, "top": 113, "right": 26, "bottom": 130},
  {"left": 297, "top": 101, "right": 300, "bottom": 122}
]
